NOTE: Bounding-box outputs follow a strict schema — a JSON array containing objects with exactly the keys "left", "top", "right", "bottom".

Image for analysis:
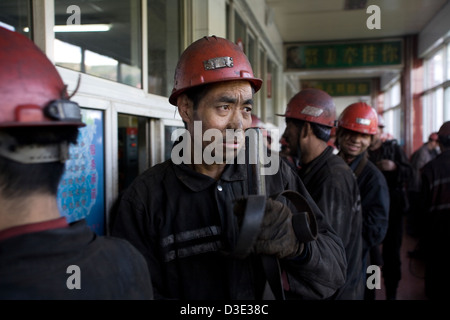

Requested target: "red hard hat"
[
  {"left": 438, "top": 121, "right": 450, "bottom": 137},
  {"left": 169, "top": 36, "right": 262, "bottom": 106},
  {"left": 251, "top": 114, "right": 264, "bottom": 128},
  {"left": 0, "top": 27, "right": 85, "bottom": 128},
  {"left": 278, "top": 88, "right": 336, "bottom": 127},
  {"left": 338, "top": 102, "right": 378, "bottom": 135}
]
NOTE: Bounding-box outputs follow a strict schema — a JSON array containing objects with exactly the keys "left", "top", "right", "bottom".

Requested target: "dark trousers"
[{"left": 381, "top": 208, "right": 404, "bottom": 299}]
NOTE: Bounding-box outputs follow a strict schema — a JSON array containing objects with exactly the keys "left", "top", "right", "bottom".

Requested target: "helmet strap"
[{"left": 0, "top": 132, "right": 69, "bottom": 164}]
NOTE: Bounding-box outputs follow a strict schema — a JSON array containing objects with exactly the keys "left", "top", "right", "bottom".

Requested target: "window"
[
  {"left": 383, "top": 81, "right": 402, "bottom": 143},
  {"left": 247, "top": 32, "right": 256, "bottom": 69},
  {"left": 235, "top": 11, "right": 246, "bottom": 48},
  {"left": 422, "top": 42, "right": 450, "bottom": 141},
  {"left": 54, "top": 39, "right": 82, "bottom": 71},
  {"left": 118, "top": 114, "right": 149, "bottom": 193},
  {"left": 147, "top": 0, "right": 181, "bottom": 97},
  {"left": 423, "top": 87, "right": 444, "bottom": 140},
  {"left": 54, "top": 0, "right": 142, "bottom": 88},
  {"left": 226, "top": 2, "right": 281, "bottom": 129},
  {"left": 164, "top": 125, "right": 183, "bottom": 161},
  {"left": 447, "top": 43, "right": 450, "bottom": 81},
  {"left": 266, "top": 58, "right": 274, "bottom": 123},
  {"left": 424, "top": 48, "right": 444, "bottom": 90},
  {"left": 258, "top": 48, "right": 266, "bottom": 118},
  {"left": 445, "top": 87, "right": 450, "bottom": 121},
  {"left": 0, "top": 0, "right": 32, "bottom": 38}
]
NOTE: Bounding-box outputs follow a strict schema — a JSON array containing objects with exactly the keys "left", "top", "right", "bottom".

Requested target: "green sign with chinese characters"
[
  {"left": 301, "top": 79, "right": 372, "bottom": 96},
  {"left": 286, "top": 40, "right": 403, "bottom": 70}
]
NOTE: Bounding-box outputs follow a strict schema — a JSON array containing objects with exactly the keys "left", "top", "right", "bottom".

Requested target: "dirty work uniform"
[
  {"left": 112, "top": 158, "right": 347, "bottom": 300},
  {"left": 369, "top": 139, "right": 413, "bottom": 300},
  {"left": 407, "top": 143, "right": 439, "bottom": 237},
  {"left": 419, "top": 149, "right": 450, "bottom": 299},
  {"left": 342, "top": 151, "right": 390, "bottom": 300},
  {"left": 348, "top": 152, "right": 389, "bottom": 265},
  {"left": 299, "top": 146, "right": 364, "bottom": 300},
  {"left": 0, "top": 218, "right": 154, "bottom": 300}
]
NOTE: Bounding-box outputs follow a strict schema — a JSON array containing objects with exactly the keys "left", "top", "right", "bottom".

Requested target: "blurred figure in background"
[
  {"left": 251, "top": 114, "right": 272, "bottom": 150},
  {"left": 407, "top": 132, "right": 440, "bottom": 239},
  {"left": 417, "top": 121, "right": 450, "bottom": 300},
  {"left": 327, "top": 126, "right": 338, "bottom": 154},
  {"left": 368, "top": 114, "right": 414, "bottom": 300},
  {"left": 377, "top": 114, "right": 394, "bottom": 142},
  {"left": 279, "top": 136, "right": 298, "bottom": 170}
]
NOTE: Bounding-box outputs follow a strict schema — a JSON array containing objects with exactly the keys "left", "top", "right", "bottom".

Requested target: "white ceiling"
[
  {"left": 266, "top": 0, "right": 447, "bottom": 42},
  {"left": 265, "top": 0, "right": 448, "bottom": 81}
]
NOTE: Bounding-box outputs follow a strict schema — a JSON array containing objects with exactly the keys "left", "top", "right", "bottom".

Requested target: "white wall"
[
  {"left": 334, "top": 96, "right": 372, "bottom": 118},
  {"left": 192, "top": 0, "right": 227, "bottom": 40},
  {"left": 244, "top": 0, "right": 284, "bottom": 62}
]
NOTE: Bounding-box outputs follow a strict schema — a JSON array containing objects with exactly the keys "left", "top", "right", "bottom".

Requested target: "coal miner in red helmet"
[
  {"left": 336, "top": 101, "right": 390, "bottom": 300},
  {"left": 279, "top": 88, "right": 364, "bottom": 299},
  {"left": 418, "top": 121, "right": 450, "bottom": 300},
  {"left": 112, "top": 36, "right": 347, "bottom": 300},
  {"left": 0, "top": 27, "right": 153, "bottom": 300}
]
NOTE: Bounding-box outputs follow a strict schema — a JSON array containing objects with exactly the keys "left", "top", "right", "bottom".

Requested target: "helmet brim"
[{"left": 169, "top": 77, "right": 262, "bottom": 106}]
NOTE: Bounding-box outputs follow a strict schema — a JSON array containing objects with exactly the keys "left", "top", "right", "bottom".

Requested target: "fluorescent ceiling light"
[
  {"left": 23, "top": 24, "right": 111, "bottom": 33},
  {"left": 54, "top": 24, "right": 111, "bottom": 32},
  {"left": 0, "top": 21, "right": 15, "bottom": 31}
]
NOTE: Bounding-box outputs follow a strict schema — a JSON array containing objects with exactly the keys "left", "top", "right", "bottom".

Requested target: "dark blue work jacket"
[{"left": 112, "top": 157, "right": 347, "bottom": 300}]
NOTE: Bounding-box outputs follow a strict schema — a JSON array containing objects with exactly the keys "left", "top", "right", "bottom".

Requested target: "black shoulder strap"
[{"left": 354, "top": 152, "right": 369, "bottom": 178}]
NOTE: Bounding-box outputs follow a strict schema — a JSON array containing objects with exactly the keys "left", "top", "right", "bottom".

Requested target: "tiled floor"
[{"left": 375, "top": 218, "right": 427, "bottom": 300}]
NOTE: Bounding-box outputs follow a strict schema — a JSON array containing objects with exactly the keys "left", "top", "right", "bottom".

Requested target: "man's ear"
[
  {"left": 301, "top": 122, "right": 310, "bottom": 139},
  {"left": 177, "top": 94, "right": 193, "bottom": 124}
]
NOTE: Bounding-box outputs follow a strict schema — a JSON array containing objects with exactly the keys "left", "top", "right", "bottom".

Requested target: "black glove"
[{"left": 254, "top": 198, "right": 304, "bottom": 259}]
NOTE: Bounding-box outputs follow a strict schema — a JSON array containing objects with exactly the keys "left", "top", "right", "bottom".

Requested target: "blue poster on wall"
[{"left": 57, "top": 108, "right": 105, "bottom": 235}]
